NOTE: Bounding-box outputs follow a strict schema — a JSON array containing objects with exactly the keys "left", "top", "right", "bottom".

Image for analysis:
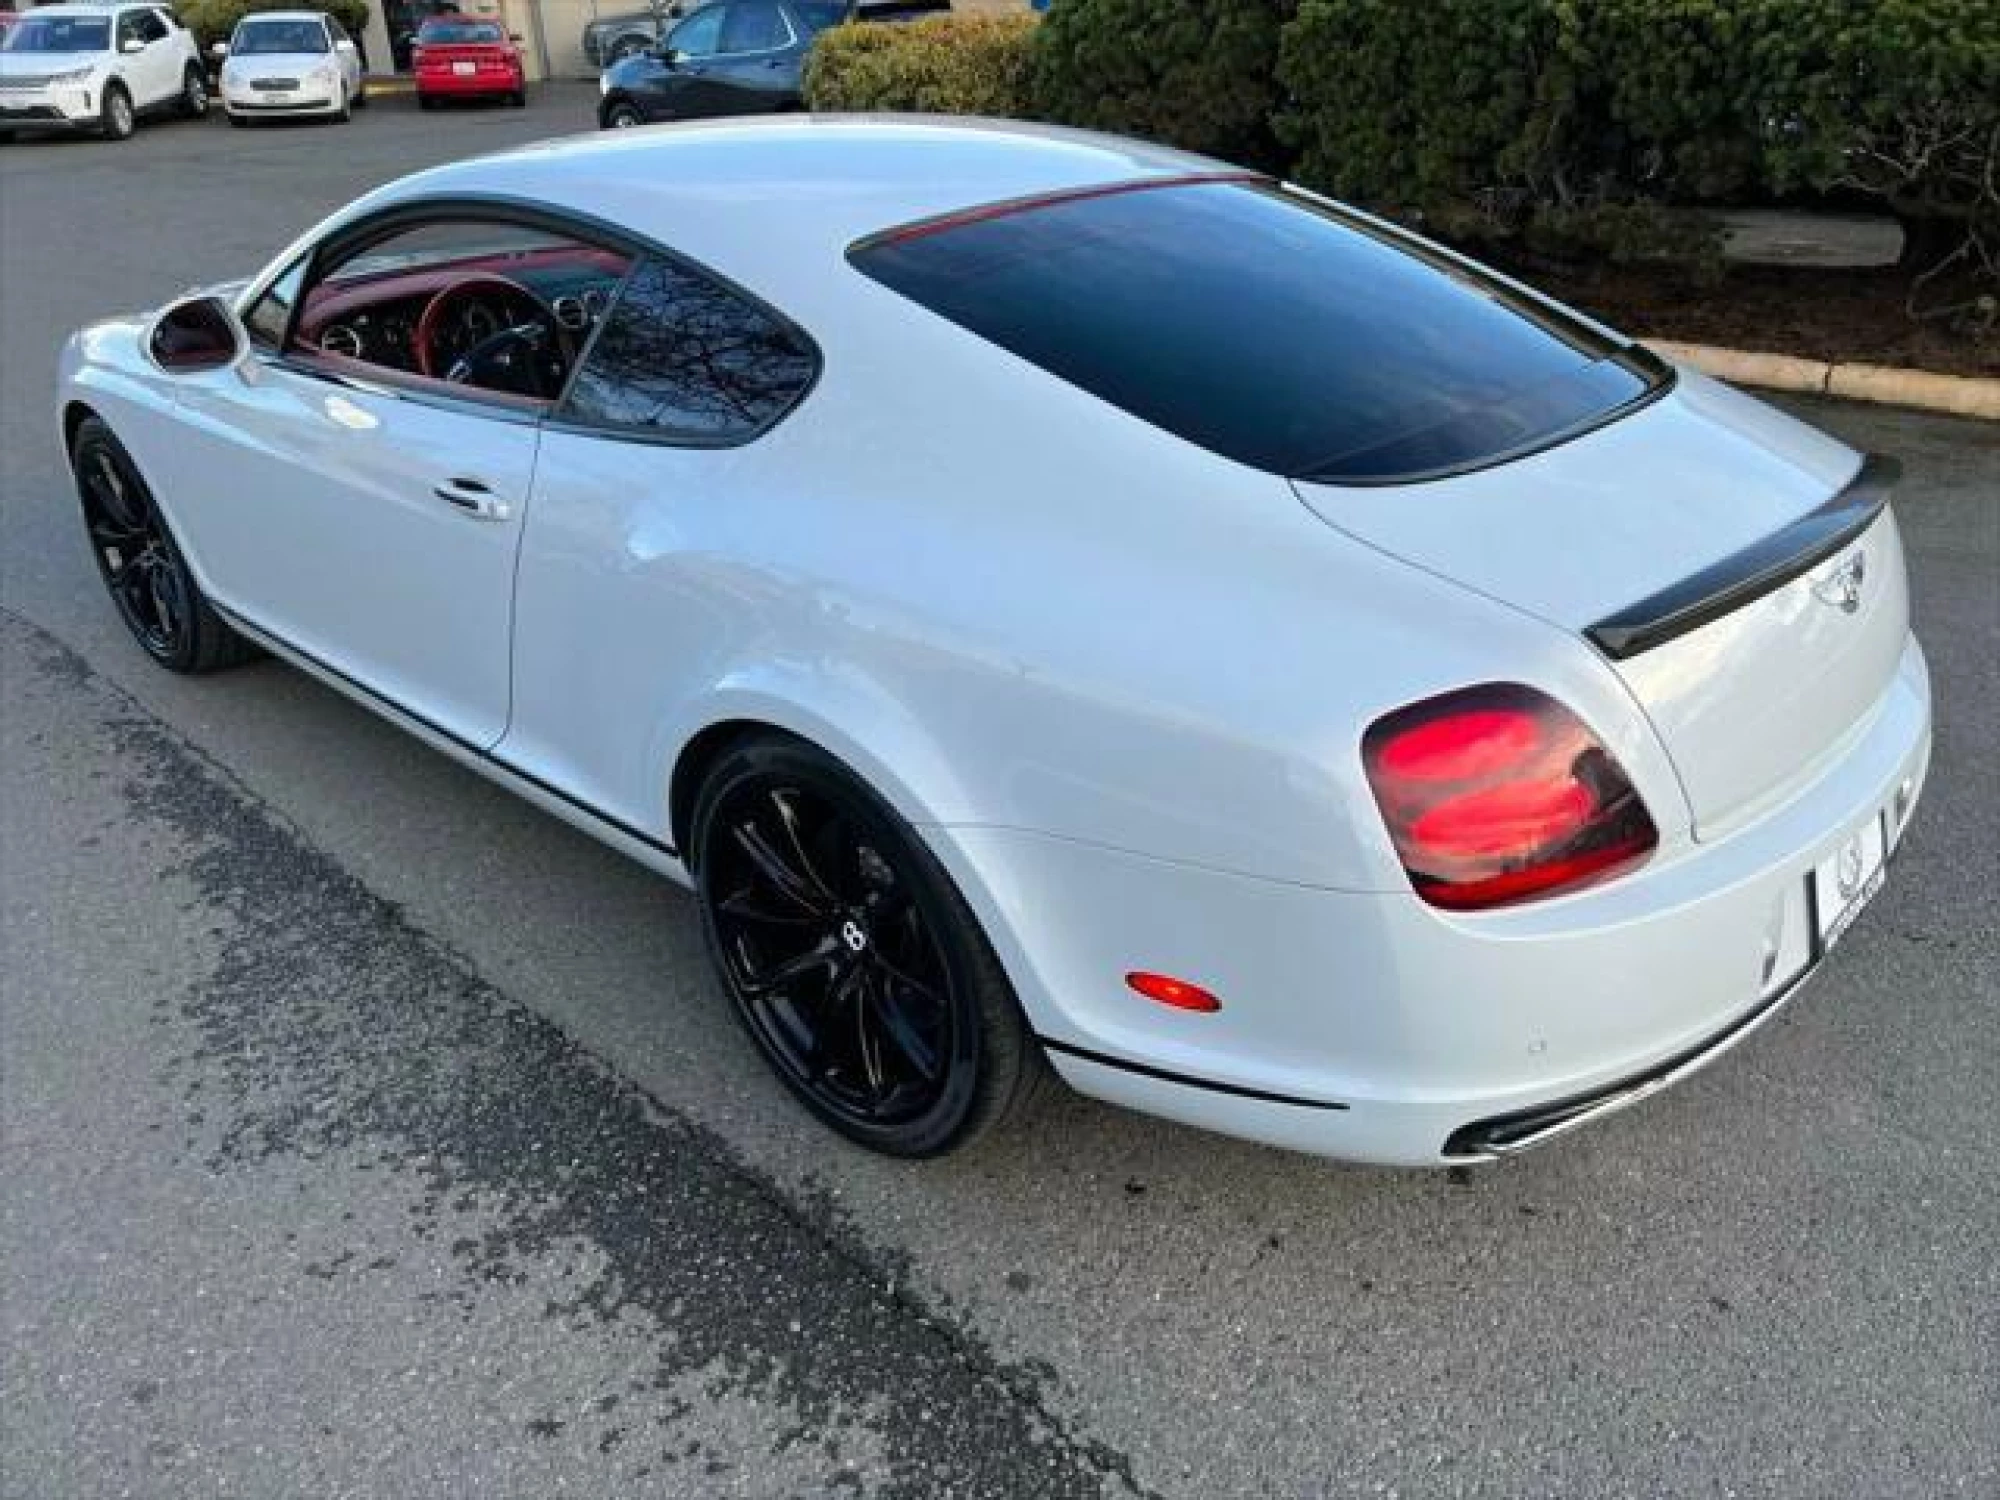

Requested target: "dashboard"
[{"left": 300, "top": 248, "right": 630, "bottom": 376}]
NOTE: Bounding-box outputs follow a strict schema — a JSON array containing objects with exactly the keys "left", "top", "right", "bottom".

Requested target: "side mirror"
[
  {"left": 335, "top": 37, "right": 355, "bottom": 51},
  {"left": 210, "top": 40, "right": 229, "bottom": 57},
  {"left": 148, "top": 295, "right": 245, "bottom": 374},
  {"left": 121, "top": 37, "right": 145, "bottom": 53},
  {"left": 508, "top": 30, "right": 523, "bottom": 42}
]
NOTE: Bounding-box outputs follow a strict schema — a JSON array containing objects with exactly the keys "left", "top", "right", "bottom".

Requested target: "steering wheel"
[{"left": 413, "top": 273, "right": 574, "bottom": 399}]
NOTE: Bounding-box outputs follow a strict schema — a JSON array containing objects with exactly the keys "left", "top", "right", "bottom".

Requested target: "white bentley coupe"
[{"left": 58, "top": 119, "right": 1930, "bottom": 1165}]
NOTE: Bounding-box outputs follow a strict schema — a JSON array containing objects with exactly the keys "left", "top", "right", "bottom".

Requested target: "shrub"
[
  {"left": 802, "top": 15, "right": 1039, "bottom": 117},
  {"left": 177, "top": 0, "right": 371, "bottom": 54},
  {"left": 1277, "top": 0, "right": 1999, "bottom": 284},
  {"left": 1032, "top": 0, "right": 1296, "bottom": 168},
  {"left": 1277, "top": 0, "right": 1561, "bottom": 212}
]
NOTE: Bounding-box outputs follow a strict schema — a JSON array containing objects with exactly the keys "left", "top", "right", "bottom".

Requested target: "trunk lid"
[{"left": 1295, "top": 374, "right": 1911, "bottom": 838}]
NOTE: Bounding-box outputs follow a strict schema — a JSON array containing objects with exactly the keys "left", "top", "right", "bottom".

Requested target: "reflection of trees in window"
[{"left": 565, "top": 258, "right": 815, "bottom": 441}]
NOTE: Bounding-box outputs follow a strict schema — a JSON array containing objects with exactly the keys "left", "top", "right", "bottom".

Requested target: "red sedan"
[{"left": 413, "top": 16, "right": 525, "bottom": 108}]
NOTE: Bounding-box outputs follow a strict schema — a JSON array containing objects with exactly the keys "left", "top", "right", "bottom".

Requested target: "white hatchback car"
[
  {"left": 55, "top": 120, "right": 1931, "bottom": 1166},
  {"left": 216, "top": 9, "right": 364, "bottom": 125},
  {"left": 0, "top": 0, "right": 206, "bottom": 141}
]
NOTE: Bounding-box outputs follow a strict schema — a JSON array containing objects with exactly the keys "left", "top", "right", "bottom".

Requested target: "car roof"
[
  {"left": 234, "top": 10, "right": 332, "bottom": 21},
  {"left": 23, "top": 3, "right": 160, "bottom": 12},
  {"left": 378, "top": 117, "right": 1230, "bottom": 294}
]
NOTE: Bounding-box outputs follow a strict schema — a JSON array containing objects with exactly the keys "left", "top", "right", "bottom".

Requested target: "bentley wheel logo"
[{"left": 1813, "top": 551, "right": 1867, "bottom": 614}]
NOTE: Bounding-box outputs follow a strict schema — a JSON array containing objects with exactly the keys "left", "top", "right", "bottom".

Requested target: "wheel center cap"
[{"left": 838, "top": 919, "right": 869, "bottom": 955}]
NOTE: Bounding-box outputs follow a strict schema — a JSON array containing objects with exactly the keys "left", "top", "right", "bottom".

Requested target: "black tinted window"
[
  {"left": 851, "top": 182, "right": 1662, "bottom": 484},
  {"left": 563, "top": 256, "right": 816, "bottom": 441},
  {"left": 719, "top": 0, "right": 789, "bottom": 51}
]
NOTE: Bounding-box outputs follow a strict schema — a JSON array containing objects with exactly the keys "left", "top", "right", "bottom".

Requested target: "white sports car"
[{"left": 58, "top": 119, "right": 1930, "bottom": 1165}]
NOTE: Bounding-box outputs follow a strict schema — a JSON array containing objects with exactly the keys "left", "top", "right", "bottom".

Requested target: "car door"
[
  {"left": 652, "top": 1, "right": 729, "bottom": 116},
  {"left": 502, "top": 250, "right": 820, "bottom": 833},
  {"left": 326, "top": 17, "right": 361, "bottom": 93},
  {"left": 160, "top": 218, "right": 576, "bottom": 750},
  {"left": 702, "top": 0, "right": 800, "bottom": 113},
  {"left": 117, "top": 7, "right": 177, "bottom": 105}
]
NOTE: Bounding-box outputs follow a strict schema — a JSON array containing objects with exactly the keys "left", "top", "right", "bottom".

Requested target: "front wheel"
[
  {"left": 333, "top": 85, "right": 351, "bottom": 122},
  {"left": 180, "top": 65, "right": 208, "bottom": 118},
  {"left": 71, "top": 418, "right": 257, "bottom": 674},
  {"left": 692, "top": 737, "right": 1047, "bottom": 1158},
  {"left": 602, "top": 99, "right": 644, "bottom": 129},
  {"left": 100, "top": 84, "right": 135, "bottom": 141}
]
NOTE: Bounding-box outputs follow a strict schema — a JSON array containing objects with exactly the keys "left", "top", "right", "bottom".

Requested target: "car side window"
[
  {"left": 243, "top": 255, "right": 309, "bottom": 351},
  {"left": 125, "top": 8, "right": 167, "bottom": 43},
  {"left": 718, "top": 0, "right": 790, "bottom": 53},
  {"left": 667, "top": 3, "right": 725, "bottom": 57},
  {"left": 560, "top": 255, "right": 817, "bottom": 442}
]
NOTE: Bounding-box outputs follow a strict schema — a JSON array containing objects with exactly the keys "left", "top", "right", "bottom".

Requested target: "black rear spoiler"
[{"left": 1586, "top": 454, "right": 1899, "bottom": 661}]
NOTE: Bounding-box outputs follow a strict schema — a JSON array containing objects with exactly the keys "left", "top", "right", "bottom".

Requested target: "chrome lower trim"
[{"left": 1441, "top": 961, "right": 1821, "bottom": 1161}]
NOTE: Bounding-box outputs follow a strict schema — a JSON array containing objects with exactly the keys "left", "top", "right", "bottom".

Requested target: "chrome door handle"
[{"left": 432, "top": 477, "right": 512, "bottom": 522}]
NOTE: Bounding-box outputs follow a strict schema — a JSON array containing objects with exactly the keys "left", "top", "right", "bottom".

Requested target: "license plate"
[
  {"left": 453, "top": 60, "right": 476, "bottom": 76},
  {"left": 1813, "top": 812, "right": 1888, "bottom": 952}
]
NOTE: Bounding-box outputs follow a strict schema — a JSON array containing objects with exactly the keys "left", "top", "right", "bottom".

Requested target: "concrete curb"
[{"left": 1645, "top": 338, "right": 2000, "bottom": 421}]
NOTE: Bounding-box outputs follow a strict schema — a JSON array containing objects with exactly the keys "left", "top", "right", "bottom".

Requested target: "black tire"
[
  {"left": 603, "top": 99, "right": 643, "bottom": 130},
  {"left": 508, "top": 88, "right": 526, "bottom": 107},
  {"left": 180, "top": 64, "right": 208, "bottom": 118},
  {"left": 71, "top": 418, "right": 256, "bottom": 675},
  {"left": 333, "top": 85, "right": 351, "bottom": 123},
  {"left": 691, "top": 736, "right": 1047, "bottom": 1158},
  {"left": 100, "top": 83, "right": 135, "bottom": 141},
  {"left": 226, "top": 110, "right": 247, "bottom": 127},
  {"left": 353, "top": 80, "right": 369, "bottom": 108},
  {"left": 417, "top": 94, "right": 436, "bottom": 111}
]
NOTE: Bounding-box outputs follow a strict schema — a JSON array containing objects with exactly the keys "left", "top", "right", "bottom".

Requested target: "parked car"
[
  {"left": 413, "top": 14, "right": 524, "bottom": 108},
  {"left": 581, "top": 0, "right": 707, "bottom": 70},
  {"left": 0, "top": 0, "right": 206, "bottom": 140},
  {"left": 598, "top": 0, "right": 946, "bottom": 127},
  {"left": 57, "top": 119, "right": 1929, "bottom": 1166},
  {"left": 216, "top": 9, "right": 363, "bottom": 125}
]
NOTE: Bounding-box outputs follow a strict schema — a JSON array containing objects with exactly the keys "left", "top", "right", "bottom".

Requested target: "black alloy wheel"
[
  {"left": 692, "top": 738, "right": 1045, "bottom": 1157},
  {"left": 72, "top": 417, "right": 253, "bottom": 674}
]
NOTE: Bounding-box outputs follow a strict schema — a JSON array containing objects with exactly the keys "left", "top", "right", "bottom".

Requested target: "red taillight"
[
  {"left": 1362, "top": 684, "right": 1657, "bottom": 911},
  {"left": 1125, "top": 971, "right": 1222, "bottom": 1013}
]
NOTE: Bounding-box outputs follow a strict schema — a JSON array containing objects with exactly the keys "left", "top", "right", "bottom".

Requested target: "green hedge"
[
  {"left": 802, "top": 15, "right": 1039, "bottom": 116},
  {"left": 178, "top": 0, "right": 371, "bottom": 55},
  {"left": 1277, "top": 0, "right": 2000, "bottom": 261},
  {"left": 1032, "top": 0, "right": 1295, "bottom": 168}
]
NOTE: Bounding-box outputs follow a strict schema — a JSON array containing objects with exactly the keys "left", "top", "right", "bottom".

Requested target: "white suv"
[{"left": 0, "top": 1, "right": 206, "bottom": 141}]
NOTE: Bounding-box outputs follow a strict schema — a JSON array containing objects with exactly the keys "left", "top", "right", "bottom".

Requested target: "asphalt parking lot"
[{"left": 2, "top": 89, "right": 1997, "bottom": 1498}]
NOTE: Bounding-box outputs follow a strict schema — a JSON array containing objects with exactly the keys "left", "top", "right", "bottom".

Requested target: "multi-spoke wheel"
[
  {"left": 71, "top": 417, "right": 254, "bottom": 674},
  {"left": 692, "top": 737, "right": 1045, "bottom": 1157}
]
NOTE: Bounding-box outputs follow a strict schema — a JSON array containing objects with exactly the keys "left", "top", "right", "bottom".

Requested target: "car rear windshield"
[
  {"left": 849, "top": 180, "right": 1666, "bottom": 485},
  {"left": 419, "top": 19, "right": 501, "bottom": 42}
]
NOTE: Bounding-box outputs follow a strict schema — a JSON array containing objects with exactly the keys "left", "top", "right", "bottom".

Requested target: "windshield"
[
  {"left": 232, "top": 19, "right": 328, "bottom": 53},
  {"left": 2, "top": 15, "right": 111, "bottom": 51},
  {"left": 852, "top": 180, "right": 1666, "bottom": 485},
  {"left": 417, "top": 20, "right": 501, "bottom": 43}
]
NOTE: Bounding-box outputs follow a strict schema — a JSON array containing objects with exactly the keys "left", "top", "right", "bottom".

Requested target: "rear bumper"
[
  {"left": 937, "top": 634, "right": 1932, "bottom": 1166},
  {"left": 416, "top": 71, "right": 522, "bottom": 97}
]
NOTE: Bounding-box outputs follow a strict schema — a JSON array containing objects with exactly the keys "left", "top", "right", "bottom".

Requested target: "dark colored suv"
[{"left": 597, "top": 0, "right": 945, "bottom": 128}]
